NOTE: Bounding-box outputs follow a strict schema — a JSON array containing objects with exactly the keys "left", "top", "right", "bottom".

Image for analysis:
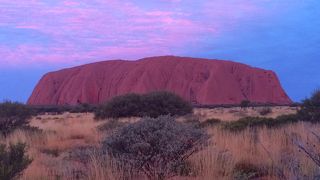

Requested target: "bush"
[
  {"left": 0, "top": 101, "right": 33, "bottom": 136},
  {"left": 223, "top": 117, "right": 269, "bottom": 132},
  {"left": 174, "top": 160, "right": 198, "bottom": 177},
  {"left": 102, "top": 115, "right": 208, "bottom": 180},
  {"left": 199, "top": 118, "right": 222, "bottom": 128},
  {"left": 232, "top": 161, "right": 267, "bottom": 180},
  {"left": 259, "top": 107, "right": 272, "bottom": 116},
  {"left": 224, "top": 114, "right": 298, "bottom": 132},
  {"left": 31, "top": 104, "right": 97, "bottom": 115},
  {"left": 69, "top": 103, "right": 97, "bottom": 113},
  {"left": 298, "top": 90, "right": 320, "bottom": 123},
  {"left": 240, "top": 100, "right": 251, "bottom": 108},
  {"left": 0, "top": 142, "right": 32, "bottom": 180},
  {"left": 142, "top": 91, "right": 193, "bottom": 118},
  {"left": 95, "top": 91, "right": 193, "bottom": 119},
  {"left": 95, "top": 93, "right": 142, "bottom": 119}
]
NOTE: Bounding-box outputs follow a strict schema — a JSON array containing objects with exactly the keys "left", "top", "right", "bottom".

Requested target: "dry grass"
[
  {"left": 194, "top": 106, "right": 298, "bottom": 121},
  {"left": 191, "top": 122, "right": 320, "bottom": 179},
  {"left": 1, "top": 107, "right": 319, "bottom": 180},
  {"left": 0, "top": 113, "right": 104, "bottom": 179}
]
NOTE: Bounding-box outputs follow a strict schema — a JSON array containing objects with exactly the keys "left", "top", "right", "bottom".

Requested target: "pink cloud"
[{"left": 0, "top": 0, "right": 300, "bottom": 66}]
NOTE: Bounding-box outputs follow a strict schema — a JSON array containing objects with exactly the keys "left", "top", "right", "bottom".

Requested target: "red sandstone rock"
[{"left": 27, "top": 56, "right": 292, "bottom": 105}]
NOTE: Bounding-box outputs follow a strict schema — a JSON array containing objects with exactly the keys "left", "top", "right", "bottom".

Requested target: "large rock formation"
[{"left": 28, "top": 56, "right": 292, "bottom": 105}]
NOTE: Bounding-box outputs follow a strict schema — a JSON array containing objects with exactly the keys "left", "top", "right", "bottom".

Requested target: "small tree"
[
  {"left": 95, "top": 91, "right": 193, "bottom": 119},
  {"left": 298, "top": 89, "right": 320, "bottom": 123},
  {"left": 95, "top": 93, "right": 143, "bottom": 119},
  {"left": 0, "top": 101, "right": 33, "bottom": 136},
  {"left": 0, "top": 142, "right": 32, "bottom": 180},
  {"left": 142, "top": 91, "right": 193, "bottom": 118},
  {"left": 103, "top": 116, "right": 208, "bottom": 180}
]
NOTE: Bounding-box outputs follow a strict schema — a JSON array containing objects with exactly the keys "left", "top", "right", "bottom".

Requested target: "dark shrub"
[
  {"left": 232, "top": 161, "right": 267, "bottom": 180},
  {"left": 240, "top": 100, "right": 251, "bottom": 108},
  {"left": 142, "top": 91, "right": 193, "bottom": 118},
  {"left": 259, "top": 107, "right": 272, "bottom": 116},
  {"left": 199, "top": 118, "right": 222, "bottom": 128},
  {"left": 0, "top": 101, "right": 33, "bottom": 136},
  {"left": 271, "top": 114, "right": 298, "bottom": 126},
  {"left": 0, "top": 142, "right": 32, "bottom": 180},
  {"left": 223, "top": 117, "right": 270, "bottom": 132},
  {"left": 70, "top": 103, "right": 97, "bottom": 113},
  {"left": 103, "top": 115, "right": 208, "bottom": 180},
  {"left": 95, "top": 91, "right": 193, "bottom": 119},
  {"left": 31, "top": 104, "right": 97, "bottom": 115},
  {"left": 298, "top": 90, "right": 320, "bottom": 123},
  {"left": 95, "top": 93, "right": 142, "bottom": 119},
  {"left": 31, "top": 105, "right": 69, "bottom": 115},
  {"left": 224, "top": 114, "right": 298, "bottom": 132},
  {"left": 174, "top": 160, "right": 198, "bottom": 177},
  {"left": 40, "top": 148, "right": 60, "bottom": 157}
]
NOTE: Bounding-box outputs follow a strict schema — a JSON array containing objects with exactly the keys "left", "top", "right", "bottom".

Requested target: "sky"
[{"left": 0, "top": 0, "right": 319, "bottom": 103}]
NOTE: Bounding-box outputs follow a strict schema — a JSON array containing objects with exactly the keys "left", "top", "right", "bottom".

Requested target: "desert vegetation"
[
  {"left": 0, "top": 101, "right": 33, "bottom": 136},
  {"left": 0, "top": 91, "right": 320, "bottom": 179},
  {"left": 0, "top": 142, "right": 32, "bottom": 180},
  {"left": 95, "top": 91, "right": 193, "bottom": 119},
  {"left": 298, "top": 89, "right": 320, "bottom": 123},
  {"left": 0, "top": 101, "right": 33, "bottom": 180},
  {"left": 103, "top": 115, "right": 208, "bottom": 179}
]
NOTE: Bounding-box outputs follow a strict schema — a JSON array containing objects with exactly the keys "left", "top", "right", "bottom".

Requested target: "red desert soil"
[{"left": 28, "top": 56, "right": 292, "bottom": 105}]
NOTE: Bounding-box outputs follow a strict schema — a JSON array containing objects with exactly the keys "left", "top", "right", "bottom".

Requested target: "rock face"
[{"left": 28, "top": 56, "right": 292, "bottom": 105}]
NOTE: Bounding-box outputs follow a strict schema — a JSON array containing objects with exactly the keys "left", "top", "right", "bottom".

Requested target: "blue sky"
[{"left": 0, "top": 0, "right": 319, "bottom": 102}]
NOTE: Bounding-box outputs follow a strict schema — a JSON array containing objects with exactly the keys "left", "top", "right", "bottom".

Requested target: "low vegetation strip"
[
  {"left": 95, "top": 91, "right": 193, "bottom": 119},
  {"left": 223, "top": 114, "right": 299, "bottom": 132}
]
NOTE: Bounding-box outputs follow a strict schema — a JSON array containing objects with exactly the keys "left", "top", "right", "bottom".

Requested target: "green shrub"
[
  {"left": 103, "top": 115, "right": 208, "bottom": 179},
  {"left": 298, "top": 90, "right": 320, "bottom": 123},
  {"left": 268, "top": 114, "right": 298, "bottom": 127},
  {"left": 0, "top": 101, "right": 33, "bottom": 136},
  {"left": 142, "top": 91, "right": 193, "bottom": 118},
  {"left": 95, "top": 91, "right": 193, "bottom": 119},
  {"left": 95, "top": 93, "right": 143, "bottom": 119},
  {"left": 223, "top": 117, "right": 269, "bottom": 132},
  {"left": 224, "top": 114, "right": 298, "bottom": 132},
  {"left": 0, "top": 142, "right": 32, "bottom": 180},
  {"left": 199, "top": 118, "right": 222, "bottom": 128}
]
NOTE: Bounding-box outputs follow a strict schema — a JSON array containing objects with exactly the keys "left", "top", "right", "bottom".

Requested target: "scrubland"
[{"left": 1, "top": 106, "right": 319, "bottom": 180}]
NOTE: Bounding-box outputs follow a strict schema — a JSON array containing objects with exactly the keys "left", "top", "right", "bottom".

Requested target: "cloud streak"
[{"left": 0, "top": 0, "right": 292, "bottom": 66}]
